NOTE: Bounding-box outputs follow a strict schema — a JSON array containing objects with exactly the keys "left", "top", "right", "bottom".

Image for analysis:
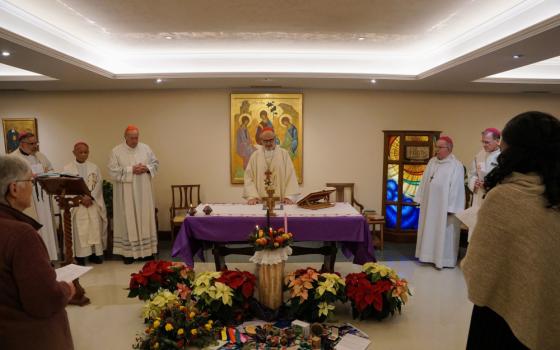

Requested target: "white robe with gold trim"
[
  {"left": 108, "top": 142, "right": 159, "bottom": 258},
  {"left": 63, "top": 160, "right": 108, "bottom": 258},
  {"left": 243, "top": 147, "right": 300, "bottom": 201},
  {"left": 9, "top": 149, "right": 59, "bottom": 260}
]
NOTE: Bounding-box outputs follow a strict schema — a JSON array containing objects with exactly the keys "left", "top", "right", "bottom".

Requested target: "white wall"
[{"left": 1, "top": 89, "right": 559, "bottom": 230}]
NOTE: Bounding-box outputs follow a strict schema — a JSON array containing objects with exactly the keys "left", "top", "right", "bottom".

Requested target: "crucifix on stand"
[{"left": 263, "top": 169, "right": 280, "bottom": 223}]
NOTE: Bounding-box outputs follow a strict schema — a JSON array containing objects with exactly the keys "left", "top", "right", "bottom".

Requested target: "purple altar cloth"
[{"left": 171, "top": 215, "right": 375, "bottom": 267}]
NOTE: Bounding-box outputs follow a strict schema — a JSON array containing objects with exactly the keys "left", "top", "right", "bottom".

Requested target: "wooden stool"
[{"left": 366, "top": 213, "right": 385, "bottom": 251}]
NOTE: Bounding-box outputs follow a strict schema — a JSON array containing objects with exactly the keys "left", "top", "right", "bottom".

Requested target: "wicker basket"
[{"left": 257, "top": 262, "right": 285, "bottom": 310}]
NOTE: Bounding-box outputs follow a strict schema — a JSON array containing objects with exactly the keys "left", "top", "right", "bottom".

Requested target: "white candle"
[{"left": 284, "top": 210, "right": 288, "bottom": 233}]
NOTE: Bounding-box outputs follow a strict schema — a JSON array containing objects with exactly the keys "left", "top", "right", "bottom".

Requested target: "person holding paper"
[
  {"left": 8, "top": 131, "right": 59, "bottom": 261},
  {"left": 466, "top": 127, "right": 501, "bottom": 240},
  {"left": 0, "top": 155, "right": 76, "bottom": 350},
  {"left": 414, "top": 136, "right": 465, "bottom": 269},
  {"left": 63, "top": 141, "right": 108, "bottom": 265},
  {"left": 108, "top": 125, "right": 159, "bottom": 264},
  {"left": 243, "top": 127, "right": 300, "bottom": 205}
]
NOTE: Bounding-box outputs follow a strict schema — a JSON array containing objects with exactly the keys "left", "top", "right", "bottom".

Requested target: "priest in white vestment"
[
  {"left": 243, "top": 127, "right": 300, "bottom": 204},
  {"left": 415, "top": 136, "right": 465, "bottom": 269},
  {"left": 8, "top": 132, "right": 58, "bottom": 261},
  {"left": 63, "top": 141, "right": 107, "bottom": 265},
  {"left": 108, "top": 125, "right": 159, "bottom": 263},
  {"left": 466, "top": 128, "right": 501, "bottom": 241}
]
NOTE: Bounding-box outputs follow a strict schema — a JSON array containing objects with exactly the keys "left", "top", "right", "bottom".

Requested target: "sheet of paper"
[
  {"left": 455, "top": 206, "right": 479, "bottom": 229},
  {"left": 336, "top": 334, "right": 371, "bottom": 350},
  {"left": 55, "top": 264, "right": 92, "bottom": 282}
]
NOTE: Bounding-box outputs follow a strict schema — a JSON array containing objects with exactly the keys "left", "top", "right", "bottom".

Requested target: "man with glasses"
[
  {"left": 414, "top": 136, "right": 465, "bottom": 269},
  {"left": 8, "top": 132, "right": 58, "bottom": 261},
  {"left": 244, "top": 127, "right": 300, "bottom": 205},
  {"left": 466, "top": 128, "right": 501, "bottom": 241}
]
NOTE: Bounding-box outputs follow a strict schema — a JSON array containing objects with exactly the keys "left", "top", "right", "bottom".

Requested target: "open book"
[{"left": 297, "top": 187, "right": 336, "bottom": 210}]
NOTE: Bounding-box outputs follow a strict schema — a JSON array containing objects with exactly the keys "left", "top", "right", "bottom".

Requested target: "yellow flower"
[
  {"left": 205, "top": 323, "right": 212, "bottom": 330},
  {"left": 363, "top": 262, "right": 394, "bottom": 277},
  {"left": 318, "top": 302, "right": 335, "bottom": 317},
  {"left": 177, "top": 328, "right": 185, "bottom": 335},
  {"left": 191, "top": 329, "right": 198, "bottom": 336},
  {"left": 153, "top": 320, "right": 160, "bottom": 328},
  {"left": 189, "top": 311, "right": 196, "bottom": 319},
  {"left": 165, "top": 323, "right": 174, "bottom": 332},
  {"left": 214, "top": 282, "right": 234, "bottom": 306},
  {"left": 208, "top": 320, "right": 213, "bottom": 325}
]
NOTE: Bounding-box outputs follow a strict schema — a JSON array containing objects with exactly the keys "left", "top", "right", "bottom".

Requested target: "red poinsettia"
[
  {"left": 216, "top": 270, "right": 256, "bottom": 299},
  {"left": 346, "top": 272, "right": 392, "bottom": 312},
  {"left": 128, "top": 260, "right": 194, "bottom": 301}
]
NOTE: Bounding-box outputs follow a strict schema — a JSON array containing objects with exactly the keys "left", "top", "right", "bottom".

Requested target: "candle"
[{"left": 284, "top": 209, "right": 288, "bottom": 233}]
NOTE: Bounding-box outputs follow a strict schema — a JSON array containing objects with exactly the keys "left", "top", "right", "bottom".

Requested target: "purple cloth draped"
[{"left": 171, "top": 215, "right": 375, "bottom": 267}]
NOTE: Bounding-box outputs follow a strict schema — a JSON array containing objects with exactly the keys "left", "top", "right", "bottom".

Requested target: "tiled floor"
[{"left": 66, "top": 243, "right": 472, "bottom": 349}]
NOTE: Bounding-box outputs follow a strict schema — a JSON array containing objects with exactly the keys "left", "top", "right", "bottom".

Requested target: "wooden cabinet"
[{"left": 382, "top": 130, "right": 440, "bottom": 242}]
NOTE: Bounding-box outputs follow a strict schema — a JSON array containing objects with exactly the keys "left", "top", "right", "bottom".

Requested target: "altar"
[{"left": 171, "top": 203, "right": 375, "bottom": 271}]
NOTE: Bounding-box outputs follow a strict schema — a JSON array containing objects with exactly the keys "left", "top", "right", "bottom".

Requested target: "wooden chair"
[
  {"left": 169, "top": 185, "right": 201, "bottom": 242},
  {"left": 364, "top": 210, "right": 385, "bottom": 251},
  {"left": 325, "top": 182, "right": 364, "bottom": 213}
]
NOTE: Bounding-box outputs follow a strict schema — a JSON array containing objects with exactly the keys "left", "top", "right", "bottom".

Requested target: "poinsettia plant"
[
  {"left": 128, "top": 261, "right": 195, "bottom": 301},
  {"left": 134, "top": 304, "right": 220, "bottom": 350},
  {"left": 192, "top": 270, "right": 256, "bottom": 325},
  {"left": 248, "top": 226, "right": 293, "bottom": 251},
  {"left": 284, "top": 267, "right": 346, "bottom": 323},
  {"left": 345, "top": 262, "right": 411, "bottom": 321}
]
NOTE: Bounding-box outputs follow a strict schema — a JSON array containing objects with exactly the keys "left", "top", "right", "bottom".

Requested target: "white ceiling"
[{"left": 0, "top": 0, "right": 559, "bottom": 92}]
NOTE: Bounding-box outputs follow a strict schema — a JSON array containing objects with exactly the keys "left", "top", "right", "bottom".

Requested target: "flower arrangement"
[
  {"left": 345, "top": 262, "right": 411, "bottom": 321},
  {"left": 192, "top": 270, "right": 256, "bottom": 325},
  {"left": 284, "top": 267, "right": 346, "bottom": 322},
  {"left": 248, "top": 226, "right": 293, "bottom": 251},
  {"left": 142, "top": 289, "right": 181, "bottom": 321},
  {"left": 128, "top": 261, "right": 194, "bottom": 301},
  {"left": 134, "top": 304, "right": 220, "bottom": 350}
]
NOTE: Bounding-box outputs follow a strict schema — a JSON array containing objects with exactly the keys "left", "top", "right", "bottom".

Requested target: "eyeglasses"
[{"left": 15, "top": 179, "right": 34, "bottom": 184}]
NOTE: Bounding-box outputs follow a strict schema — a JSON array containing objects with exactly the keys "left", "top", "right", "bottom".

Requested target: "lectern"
[{"left": 37, "top": 175, "right": 91, "bottom": 306}]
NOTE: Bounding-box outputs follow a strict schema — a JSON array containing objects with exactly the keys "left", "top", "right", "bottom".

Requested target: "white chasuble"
[
  {"left": 108, "top": 142, "right": 159, "bottom": 258},
  {"left": 465, "top": 149, "right": 500, "bottom": 240},
  {"left": 9, "top": 149, "right": 58, "bottom": 260},
  {"left": 63, "top": 160, "right": 108, "bottom": 257},
  {"left": 243, "top": 147, "right": 300, "bottom": 201},
  {"left": 415, "top": 154, "right": 465, "bottom": 268}
]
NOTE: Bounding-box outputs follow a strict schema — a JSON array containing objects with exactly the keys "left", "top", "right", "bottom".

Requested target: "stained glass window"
[
  {"left": 385, "top": 204, "right": 398, "bottom": 229},
  {"left": 401, "top": 205, "right": 420, "bottom": 229},
  {"left": 403, "top": 164, "right": 425, "bottom": 200},
  {"left": 405, "top": 135, "right": 429, "bottom": 142},
  {"left": 388, "top": 136, "right": 400, "bottom": 161},
  {"left": 386, "top": 164, "right": 399, "bottom": 201}
]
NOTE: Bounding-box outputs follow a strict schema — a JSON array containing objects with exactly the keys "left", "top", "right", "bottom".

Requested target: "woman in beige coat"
[{"left": 462, "top": 111, "right": 560, "bottom": 350}]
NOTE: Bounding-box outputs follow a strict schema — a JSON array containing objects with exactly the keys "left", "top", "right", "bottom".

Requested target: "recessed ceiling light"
[
  {"left": 1, "top": 51, "right": 10, "bottom": 57},
  {"left": 370, "top": 79, "right": 377, "bottom": 84},
  {"left": 358, "top": 37, "right": 365, "bottom": 41},
  {"left": 156, "top": 78, "right": 163, "bottom": 83},
  {"left": 513, "top": 54, "right": 524, "bottom": 59},
  {"left": 165, "top": 36, "right": 173, "bottom": 40}
]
